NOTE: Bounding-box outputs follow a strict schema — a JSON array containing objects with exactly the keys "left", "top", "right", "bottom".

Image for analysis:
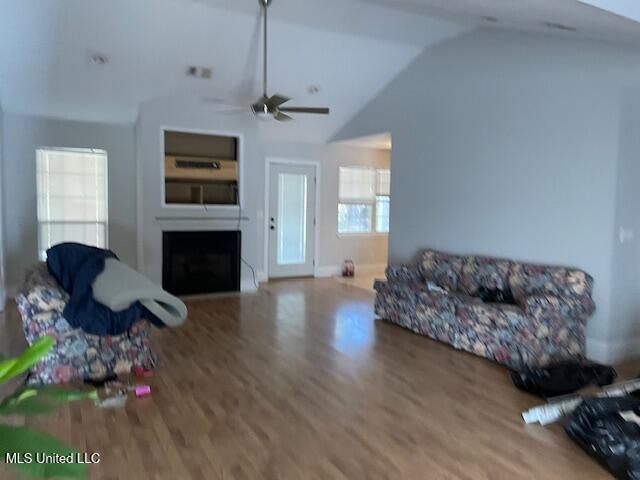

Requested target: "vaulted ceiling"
[
  {"left": 362, "top": 0, "right": 640, "bottom": 43},
  {"left": 0, "top": 0, "right": 466, "bottom": 142},
  {"left": 0, "top": 0, "right": 638, "bottom": 143}
]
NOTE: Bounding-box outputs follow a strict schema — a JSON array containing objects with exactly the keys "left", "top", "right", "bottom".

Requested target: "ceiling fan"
[{"left": 205, "top": 0, "right": 330, "bottom": 122}]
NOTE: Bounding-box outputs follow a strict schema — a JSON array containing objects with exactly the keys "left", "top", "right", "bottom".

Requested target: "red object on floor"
[{"left": 133, "top": 367, "right": 154, "bottom": 378}]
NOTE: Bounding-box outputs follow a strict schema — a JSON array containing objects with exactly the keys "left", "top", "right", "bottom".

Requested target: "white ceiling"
[
  {"left": 0, "top": 0, "right": 466, "bottom": 142},
  {"left": 578, "top": 0, "right": 640, "bottom": 24},
  {"left": 0, "top": 0, "right": 639, "bottom": 143},
  {"left": 362, "top": 0, "right": 640, "bottom": 43},
  {"left": 334, "top": 132, "right": 392, "bottom": 150}
]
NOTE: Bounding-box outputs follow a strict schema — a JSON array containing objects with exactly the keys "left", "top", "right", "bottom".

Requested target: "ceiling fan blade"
[
  {"left": 279, "top": 106, "right": 330, "bottom": 115},
  {"left": 266, "top": 94, "right": 290, "bottom": 108},
  {"left": 202, "top": 96, "right": 245, "bottom": 107},
  {"left": 274, "top": 112, "right": 293, "bottom": 122},
  {"left": 213, "top": 109, "right": 251, "bottom": 115}
]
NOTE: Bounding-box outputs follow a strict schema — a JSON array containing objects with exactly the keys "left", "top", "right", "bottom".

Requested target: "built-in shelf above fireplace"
[
  {"left": 162, "top": 231, "right": 241, "bottom": 296},
  {"left": 164, "top": 130, "right": 239, "bottom": 206}
]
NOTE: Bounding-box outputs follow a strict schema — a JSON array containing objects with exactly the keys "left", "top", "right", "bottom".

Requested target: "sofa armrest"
[
  {"left": 385, "top": 263, "right": 422, "bottom": 284},
  {"left": 17, "top": 263, "right": 68, "bottom": 314},
  {"left": 524, "top": 294, "right": 595, "bottom": 323}
]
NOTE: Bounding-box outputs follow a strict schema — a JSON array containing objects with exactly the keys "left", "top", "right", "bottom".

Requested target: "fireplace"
[{"left": 162, "top": 231, "right": 241, "bottom": 295}]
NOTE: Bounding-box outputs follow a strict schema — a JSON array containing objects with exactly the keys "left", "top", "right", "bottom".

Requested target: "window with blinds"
[
  {"left": 36, "top": 148, "right": 108, "bottom": 260},
  {"left": 338, "top": 166, "right": 390, "bottom": 234},
  {"left": 376, "top": 169, "right": 390, "bottom": 233}
]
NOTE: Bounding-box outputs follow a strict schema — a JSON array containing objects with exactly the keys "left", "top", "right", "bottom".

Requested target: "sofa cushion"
[
  {"left": 509, "top": 263, "right": 594, "bottom": 304},
  {"left": 419, "top": 249, "right": 463, "bottom": 291},
  {"left": 460, "top": 256, "right": 512, "bottom": 297},
  {"left": 454, "top": 297, "right": 528, "bottom": 331}
]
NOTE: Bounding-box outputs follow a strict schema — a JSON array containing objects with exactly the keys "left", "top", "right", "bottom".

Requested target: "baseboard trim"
[
  {"left": 585, "top": 337, "right": 610, "bottom": 363},
  {"left": 240, "top": 277, "right": 259, "bottom": 293},
  {"left": 586, "top": 336, "right": 640, "bottom": 364},
  {"left": 314, "top": 265, "right": 340, "bottom": 278},
  {"left": 355, "top": 263, "right": 387, "bottom": 274},
  {"left": 314, "top": 263, "right": 386, "bottom": 279},
  {"left": 256, "top": 270, "right": 268, "bottom": 283}
]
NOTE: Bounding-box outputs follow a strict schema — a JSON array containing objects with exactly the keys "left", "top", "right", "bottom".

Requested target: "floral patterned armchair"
[
  {"left": 15, "top": 263, "right": 155, "bottom": 385},
  {"left": 374, "top": 249, "right": 595, "bottom": 368}
]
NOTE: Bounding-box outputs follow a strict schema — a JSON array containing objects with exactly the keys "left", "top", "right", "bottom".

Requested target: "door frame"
[{"left": 263, "top": 157, "right": 321, "bottom": 280}]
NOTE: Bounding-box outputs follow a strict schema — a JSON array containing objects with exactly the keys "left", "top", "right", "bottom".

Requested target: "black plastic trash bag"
[
  {"left": 565, "top": 394, "right": 640, "bottom": 480},
  {"left": 510, "top": 362, "right": 617, "bottom": 398}
]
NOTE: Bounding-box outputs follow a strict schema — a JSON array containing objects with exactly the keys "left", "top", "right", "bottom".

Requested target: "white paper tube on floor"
[{"left": 522, "top": 378, "right": 640, "bottom": 425}]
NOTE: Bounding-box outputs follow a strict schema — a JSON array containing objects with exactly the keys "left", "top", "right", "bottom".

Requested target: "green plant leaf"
[
  {"left": 0, "top": 337, "right": 55, "bottom": 384},
  {"left": 0, "top": 358, "right": 18, "bottom": 381},
  {"left": 0, "top": 425, "right": 87, "bottom": 478},
  {"left": 0, "top": 386, "right": 98, "bottom": 416},
  {"left": 33, "top": 386, "right": 99, "bottom": 403}
]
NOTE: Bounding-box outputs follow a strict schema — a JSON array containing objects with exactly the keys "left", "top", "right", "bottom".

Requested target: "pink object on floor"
[{"left": 135, "top": 385, "right": 151, "bottom": 397}]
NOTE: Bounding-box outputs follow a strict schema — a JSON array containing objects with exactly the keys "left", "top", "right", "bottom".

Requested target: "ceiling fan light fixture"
[
  {"left": 254, "top": 111, "right": 275, "bottom": 121},
  {"left": 205, "top": 0, "right": 329, "bottom": 122}
]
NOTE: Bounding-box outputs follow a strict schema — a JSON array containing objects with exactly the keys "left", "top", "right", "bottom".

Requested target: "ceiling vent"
[
  {"left": 186, "top": 66, "right": 212, "bottom": 79},
  {"left": 542, "top": 21, "right": 578, "bottom": 32},
  {"left": 88, "top": 51, "right": 109, "bottom": 66}
]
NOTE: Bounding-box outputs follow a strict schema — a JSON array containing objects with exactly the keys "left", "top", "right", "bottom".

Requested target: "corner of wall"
[
  {"left": 134, "top": 108, "right": 144, "bottom": 273},
  {"left": 0, "top": 101, "right": 5, "bottom": 311}
]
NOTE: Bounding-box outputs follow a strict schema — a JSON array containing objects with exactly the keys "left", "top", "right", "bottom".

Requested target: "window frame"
[
  {"left": 375, "top": 194, "right": 390, "bottom": 234},
  {"left": 337, "top": 166, "right": 390, "bottom": 237},
  {"left": 36, "top": 147, "right": 109, "bottom": 260}
]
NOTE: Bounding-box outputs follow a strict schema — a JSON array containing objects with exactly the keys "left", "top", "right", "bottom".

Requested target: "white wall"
[
  {"left": 608, "top": 88, "right": 640, "bottom": 360},
  {"left": 0, "top": 98, "right": 390, "bottom": 295},
  {"left": 135, "top": 96, "right": 265, "bottom": 290},
  {"left": 2, "top": 114, "right": 137, "bottom": 290},
  {"left": 335, "top": 28, "right": 640, "bottom": 362},
  {"left": 262, "top": 141, "right": 390, "bottom": 275}
]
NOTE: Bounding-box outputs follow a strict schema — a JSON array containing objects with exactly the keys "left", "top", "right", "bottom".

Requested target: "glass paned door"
[{"left": 269, "top": 163, "right": 316, "bottom": 278}]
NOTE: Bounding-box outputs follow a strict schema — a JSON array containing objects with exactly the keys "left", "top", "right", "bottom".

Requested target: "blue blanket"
[{"left": 46, "top": 243, "right": 164, "bottom": 335}]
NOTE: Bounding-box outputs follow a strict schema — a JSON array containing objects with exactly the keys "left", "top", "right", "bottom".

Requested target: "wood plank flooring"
[{"left": 0, "top": 278, "right": 628, "bottom": 479}]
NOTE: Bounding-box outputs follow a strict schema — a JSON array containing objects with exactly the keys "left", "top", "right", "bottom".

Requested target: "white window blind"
[
  {"left": 375, "top": 169, "right": 390, "bottom": 233},
  {"left": 376, "top": 169, "right": 390, "bottom": 196},
  {"left": 338, "top": 166, "right": 390, "bottom": 234},
  {"left": 338, "top": 167, "right": 375, "bottom": 203},
  {"left": 36, "top": 148, "right": 108, "bottom": 259}
]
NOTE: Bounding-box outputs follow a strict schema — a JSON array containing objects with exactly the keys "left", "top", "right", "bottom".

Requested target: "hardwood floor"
[
  {"left": 0, "top": 278, "right": 625, "bottom": 479},
  {"left": 332, "top": 268, "right": 386, "bottom": 292}
]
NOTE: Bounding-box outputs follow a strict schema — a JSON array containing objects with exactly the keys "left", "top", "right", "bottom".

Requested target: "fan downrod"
[{"left": 259, "top": 0, "right": 272, "bottom": 7}]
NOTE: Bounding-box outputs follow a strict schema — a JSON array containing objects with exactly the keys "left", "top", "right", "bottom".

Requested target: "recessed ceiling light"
[
  {"left": 542, "top": 21, "right": 578, "bottom": 32},
  {"left": 307, "top": 85, "right": 320, "bottom": 95},
  {"left": 88, "top": 51, "right": 109, "bottom": 66},
  {"left": 186, "top": 65, "right": 212, "bottom": 79}
]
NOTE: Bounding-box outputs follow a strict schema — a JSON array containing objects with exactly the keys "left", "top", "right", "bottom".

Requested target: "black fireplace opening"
[{"left": 162, "top": 231, "right": 241, "bottom": 295}]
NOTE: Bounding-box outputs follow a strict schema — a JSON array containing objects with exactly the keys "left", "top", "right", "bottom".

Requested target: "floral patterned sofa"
[
  {"left": 15, "top": 263, "right": 155, "bottom": 385},
  {"left": 374, "top": 249, "right": 595, "bottom": 368}
]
